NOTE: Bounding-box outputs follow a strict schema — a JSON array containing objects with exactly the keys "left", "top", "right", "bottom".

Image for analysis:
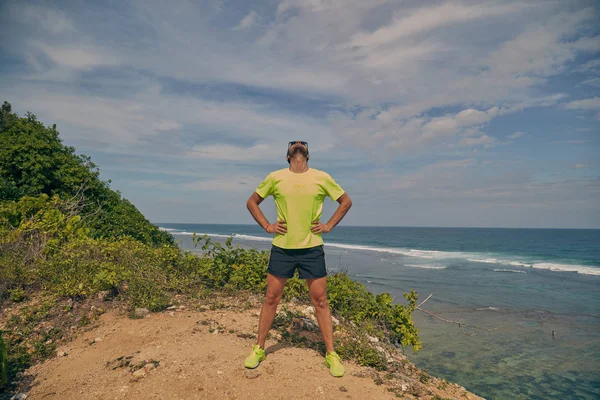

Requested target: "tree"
[{"left": 0, "top": 102, "right": 172, "bottom": 246}]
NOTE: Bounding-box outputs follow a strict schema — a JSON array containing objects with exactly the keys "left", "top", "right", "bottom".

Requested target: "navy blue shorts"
[{"left": 267, "top": 245, "right": 327, "bottom": 279}]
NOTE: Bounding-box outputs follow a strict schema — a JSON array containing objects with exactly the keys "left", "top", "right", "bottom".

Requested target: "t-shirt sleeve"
[
  {"left": 323, "top": 173, "right": 345, "bottom": 201},
  {"left": 255, "top": 173, "right": 274, "bottom": 199}
]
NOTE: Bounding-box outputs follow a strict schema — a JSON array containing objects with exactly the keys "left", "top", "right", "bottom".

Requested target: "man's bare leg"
[
  {"left": 307, "top": 277, "right": 335, "bottom": 353},
  {"left": 256, "top": 273, "right": 287, "bottom": 349}
]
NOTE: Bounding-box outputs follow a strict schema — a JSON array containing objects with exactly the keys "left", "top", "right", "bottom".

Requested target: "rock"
[
  {"left": 317, "top": 386, "right": 324, "bottom": 394},
  {"left": 167, "top": 306, "right": 178, "bottom": 310},
  {"left": 367, "top": 335, "right": 379, "bottom": 343},
  {"left": 45, "top": 339, "right": 53, "bottom": 345},
  {"left": 217, "top": 370, "right": 224, "bottom": 375},
  {"left": 244, "top": 369, "right": 261, "bottom": 379},
  {"left": 331, "top": 316, "right": 340, "bottom": 326},
  {"left": 401, "top": 383, "right": 409, "bottom": 392},
  {"left": 304, "top": 306, "right": 315, "bottom": 315},
  {"left": 134, "top": 308, "right": 149, "bottom": 318},
  {"left": 339, "top": 386, "right": 348, "bottom": 392},
  {"left": 132, "top": 368, "right": 146, "bottom": 380},
  {"left": 144, "top": 363, "right": 156, "bottom": 372},
  {"left": 301, "top": 317, "right": 318, "bottom": 331},
  {"left": 94, "top": 337, "right": 102, "bottom": 343},
  {"left": 10, "top": 393, "right": 28, "bottom": 400},
  {"left": 97, "top": 290, "right": 111, "bottom": 301},
  {"left": 57, "top": 351, "right": 68, "bottom": 357}
]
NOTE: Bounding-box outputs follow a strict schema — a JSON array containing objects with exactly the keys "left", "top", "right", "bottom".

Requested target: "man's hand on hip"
[
  {"left": 266, "top": 221, "right": 287, "bottom": 234},
  {"left": 310, "top": 221, "right": 331, "bottom": 234}
]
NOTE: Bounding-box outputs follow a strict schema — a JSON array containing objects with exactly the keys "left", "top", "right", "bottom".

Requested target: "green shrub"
[
  {"left": 0, "top": 101, "right": 172, "bottom": 246},
  {"left": 327, "top": 274, "right": 421, "bottom": 350},
  {"left": 335, "top": 330, "right": 388, "bottom": 370},
  {"left": 8, "top": 288, "right": 26, "bottom": 302},
  {"left": 0, "top": 334, "right": 7, "bottom": 387}
]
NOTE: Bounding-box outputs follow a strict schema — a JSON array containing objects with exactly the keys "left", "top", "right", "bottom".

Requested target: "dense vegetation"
[
  {"left": 0, "top": 102, "right": 172, "bottom": 246},
  {"left": 0, "top": 103, "right": 421, "bottom": 393}
]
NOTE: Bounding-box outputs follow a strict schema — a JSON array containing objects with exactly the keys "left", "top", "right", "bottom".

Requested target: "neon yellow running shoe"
[
  {"left": 244, "top": 344, "right": 266, "bottom": 369},
  {"left": 324, "top": 351, "right": 344, "bottom": 377}
]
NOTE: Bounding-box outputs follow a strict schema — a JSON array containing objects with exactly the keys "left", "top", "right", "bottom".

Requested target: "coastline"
[{"left": 164, "top": 226, "right": 600, "bottom": 399}]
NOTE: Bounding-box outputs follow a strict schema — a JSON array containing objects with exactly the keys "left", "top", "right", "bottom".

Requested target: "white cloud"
[
  {"left": 578, "top": 77, "right": 600, "bottom": 88},
  {"left": 29, "top": 42, "right": 121, "bottom": 70},
  {"left": 350, "top": 3, "right": 524, "bottom": 49},
  {"left": 233, "top": 11, "right": 260, "bottom": 31},
  {"left": 16, "top": 4, "right": 75, "bottom": 34},
  {"left": 132, "top": 176, "right": 258, "bottom": 192},
  {"left": 459, "top": 135, "right": 498, "bottom": 148},
  {"left": 552, "top": 140, "right": 588, "bottom": 145},
  {"left": 565, "top": 97, "right": 600, "bottom": 110},
  {"left": 185, "top": 143, "right": 277, "bottom": 162},
  {"left": 508, "top": 131, "right": 525, "bottom": 139}
]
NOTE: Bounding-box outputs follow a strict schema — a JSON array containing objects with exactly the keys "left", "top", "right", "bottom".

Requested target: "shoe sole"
[
  {"left": 324, "top": 360, "right": 344, "bottom": 377},
  {"left": 244, "top": 356, "right": 265, "bottom": 369}
]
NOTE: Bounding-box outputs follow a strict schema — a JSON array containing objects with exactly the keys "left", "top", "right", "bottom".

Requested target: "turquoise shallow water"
[{"left": 159, "top": 224, "right": 600, "bottom": 399}]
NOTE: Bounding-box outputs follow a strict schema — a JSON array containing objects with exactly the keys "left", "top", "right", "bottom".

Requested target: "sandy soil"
[
  {"left": 23, "top": 307, "right": 398, "bottom": 400},
  {"left": 16, "top": 302, "right": 483, "bottom": 400}
]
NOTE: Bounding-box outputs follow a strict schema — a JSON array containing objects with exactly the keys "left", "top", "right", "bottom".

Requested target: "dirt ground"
[{"left": 15, "top": 302, "right": 483, "bottom": 400}]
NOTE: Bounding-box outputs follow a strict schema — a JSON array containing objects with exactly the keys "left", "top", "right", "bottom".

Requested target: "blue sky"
[{"left": 0, "top": 0, "right": 598, "bottom": 228}]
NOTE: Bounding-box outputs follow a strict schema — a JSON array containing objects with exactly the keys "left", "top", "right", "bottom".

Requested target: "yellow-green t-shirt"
[{"left": 255, "top": 168, "right": 345, "bottom": 249}]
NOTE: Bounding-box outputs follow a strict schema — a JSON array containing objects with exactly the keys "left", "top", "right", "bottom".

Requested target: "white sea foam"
[
  {"left": 493, "top": 269, "right": 527, "bottom": 274},
  {"left": 166, "top": 230, "right": 273, "bottom": 242},
  {"left": 405, "top": 264, "right": 447, "bottom": 270},
  {"left": 528, "top": 263, "right": 600, "bottom": 276},
  {"left": 471, "top": 258, "right": 600, "bottom": 276},
  {"left": 160, "top": 227, "right": 600, "bottom": 276}
]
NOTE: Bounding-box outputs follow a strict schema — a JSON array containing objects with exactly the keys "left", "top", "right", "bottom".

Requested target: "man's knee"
[
  {"left": 265, "top": 290, "right": 283, "bottom": 306},
  {"left": 310, "top": 293, "right": 328, "bottom": 309}
]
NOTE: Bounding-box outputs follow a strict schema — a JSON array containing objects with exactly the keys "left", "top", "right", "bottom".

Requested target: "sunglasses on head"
[{"left": 288, "top": 141, "right": 308, "bottom": 148}]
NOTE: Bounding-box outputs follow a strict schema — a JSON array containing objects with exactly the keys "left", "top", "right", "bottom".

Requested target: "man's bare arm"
[
  {"left": 247, "top": 192, "right": 287, "bottom": 234},
  {"left": 326, "top": 193, "right": 352, "bottom": 229},
  {"left": 311, "top": 193, "right": 352, "bottom": 234}
]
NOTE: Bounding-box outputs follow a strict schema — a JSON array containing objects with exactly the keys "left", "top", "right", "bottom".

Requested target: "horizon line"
[{"left": 153, "top": 222, "right": 600, "bottom": 230}]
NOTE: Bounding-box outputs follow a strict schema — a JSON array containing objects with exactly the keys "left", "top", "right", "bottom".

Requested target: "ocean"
[{"left": 158, "top": 223, "right": 600, "bottom": 400}]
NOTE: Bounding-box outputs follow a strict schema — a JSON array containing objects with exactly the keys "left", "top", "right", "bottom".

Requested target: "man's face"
[{"left": 288, "top": 140, "right": 309, "bottom": 160}]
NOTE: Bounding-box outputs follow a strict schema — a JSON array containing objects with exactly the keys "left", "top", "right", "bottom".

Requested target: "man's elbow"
[
  {"left": 247, "top": 193, "right": 262, "bottom": 210},
  {"left": 342, "top": 194, "right": 352, "bottom": 209}
]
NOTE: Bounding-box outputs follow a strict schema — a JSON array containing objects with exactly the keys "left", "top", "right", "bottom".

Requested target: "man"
[{"left": 244, "top": 140, "right": 352, "bottom": 377}]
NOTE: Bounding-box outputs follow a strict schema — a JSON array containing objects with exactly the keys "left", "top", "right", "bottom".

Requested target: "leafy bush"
[
  {"left": 0, "top": 334, "right": 6, "bottom": 387},
  {"left": 327, "top": 274, "right": 421, "bottom": 350},
  {"left": 0, "top": 101, "right": 172, "bottom": 246}
]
